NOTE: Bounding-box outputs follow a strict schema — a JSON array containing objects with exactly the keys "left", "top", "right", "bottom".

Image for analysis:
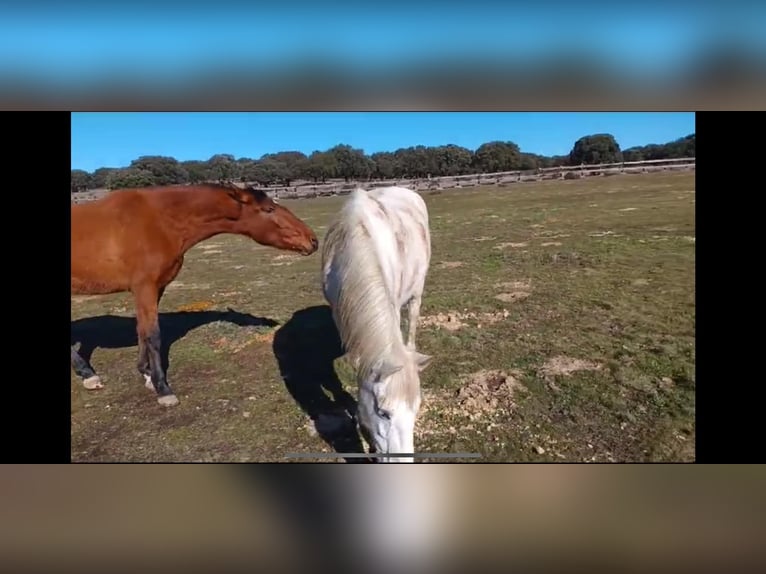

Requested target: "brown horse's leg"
[
  {"left": 137, "top": 339, "right": 152, "bottom": 389},
  {"left": 133, "top": 283, "right": 178, "bottom": 407},
  {"left": 137, "top": 285, "right": 166, "bottom": 390},
  {"left": 71, "top": 346, "right": 103, "bottom": 390}
]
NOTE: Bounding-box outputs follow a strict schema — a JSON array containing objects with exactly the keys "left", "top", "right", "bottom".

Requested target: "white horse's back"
[
  {"left": 367, "top": 187, "right": 430, "bottom": 306},
  {"left": 323, "top": 186, "right": 430, "bottom": 310}
]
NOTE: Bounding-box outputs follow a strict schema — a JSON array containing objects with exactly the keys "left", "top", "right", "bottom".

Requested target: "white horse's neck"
[{"left": 331, "top": 193, "right": 406, "bottom": 379}]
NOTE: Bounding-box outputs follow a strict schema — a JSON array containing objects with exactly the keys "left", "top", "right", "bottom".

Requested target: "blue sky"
[
  {"left": 4, "top": 4, "right": 765, "bottom": 86},
  {"left": 71, "top": 112, "right": 695, "bottom": 172}
]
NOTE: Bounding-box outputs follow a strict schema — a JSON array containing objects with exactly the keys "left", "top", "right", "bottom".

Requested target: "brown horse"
[{"left": 71, "top": 182, "right": 318, "bottom": 407}]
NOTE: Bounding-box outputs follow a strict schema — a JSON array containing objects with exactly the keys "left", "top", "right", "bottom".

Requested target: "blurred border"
[
  {"left": 2, "top": 464, "right": 766, "bottom": 574},
  {"left": 4, "top": 83, "right": 765, "bottom": 111},
  {"left": 3, "top": 2, "right": 766, "bottom": 110}
]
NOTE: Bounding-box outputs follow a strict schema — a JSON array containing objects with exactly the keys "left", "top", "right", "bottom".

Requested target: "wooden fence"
[{"left": 71, "top": 157, "right": 695, "bottom": 204}]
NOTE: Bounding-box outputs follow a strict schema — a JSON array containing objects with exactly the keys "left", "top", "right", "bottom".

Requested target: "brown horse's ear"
[{"left": 226, "top": 187, "right": 254, "bottom": 204}]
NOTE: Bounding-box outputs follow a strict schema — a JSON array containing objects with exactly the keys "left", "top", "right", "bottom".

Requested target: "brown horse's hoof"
[
  {"left": 158, "top": 394, "right": 179, "bottom": 407},
  {"left": 83, "top": 375, "right": 104, "bottom": 390},
  {"left": 144, "top": 374, "right": 154, "bottom": 390}
]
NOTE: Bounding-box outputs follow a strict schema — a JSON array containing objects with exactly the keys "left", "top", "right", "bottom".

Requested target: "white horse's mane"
[{"left": 323, "top": 189, "right": 417, "bottom": 408}]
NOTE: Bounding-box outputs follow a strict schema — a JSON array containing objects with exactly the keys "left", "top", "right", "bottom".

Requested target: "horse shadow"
[
  {"left": 272, "top": 305, "right": 370, "bottom": 463},
  {"left": 71, "top": 308, "right": 279, "bottom": 375}
]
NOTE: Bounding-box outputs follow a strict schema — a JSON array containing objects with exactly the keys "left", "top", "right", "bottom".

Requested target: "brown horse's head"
[{"left": 226, "top": 186, "right": 318, "bottom": 256}]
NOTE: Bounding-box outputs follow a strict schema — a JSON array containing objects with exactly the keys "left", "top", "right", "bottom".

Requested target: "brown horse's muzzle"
[{"left": 301, "top": 235, "right": 319, "bottom": 256}]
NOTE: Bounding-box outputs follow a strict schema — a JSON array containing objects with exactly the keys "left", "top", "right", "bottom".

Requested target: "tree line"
[{"left": 71, "top": 132, "right": 695, "bottom": 193}]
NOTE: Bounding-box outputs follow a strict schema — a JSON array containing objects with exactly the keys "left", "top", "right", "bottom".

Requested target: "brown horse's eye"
[{"left": 264, "top": 205, "right": 275, "bottom": 213}]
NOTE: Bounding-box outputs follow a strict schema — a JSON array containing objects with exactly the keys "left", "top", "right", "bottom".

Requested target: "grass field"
[{"left": 70, "top": 171, "right": 695, "bottom": 462}]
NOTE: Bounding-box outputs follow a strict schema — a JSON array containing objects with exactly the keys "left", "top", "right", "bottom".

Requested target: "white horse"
[{"left": 321, "top": 186, "right": 432, "bottom": 462}]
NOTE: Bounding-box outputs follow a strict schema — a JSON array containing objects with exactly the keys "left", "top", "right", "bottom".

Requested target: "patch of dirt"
[
  {"left": 71, "top": 295, "right": 103, "bottom": 303},
  {"left": 473, "top": 236, "right": 496, "bottom": 242},
  {"left": 420, "top": 309, "right": 511, "bottom": 331},
  {"left": 200, "top": 250, "right": 223, "bottom": 255},
  {"left": 681, "top": 236, "right": 695, "bottom": 242},
  {"left": 619, "top": 207, "right": 638, "bottom": 212},
  {"left": 588, "top": 230, "right": 623, "bottom": 238},
  {"left": 213, "top": 330, "right": 276, "bottom": 353},
  {"left": 250, "top": 331, "right": 276, "bottom": 345},
  {"left": 271, "top": 254, "right": 299, "bottom": 266},
  {"left": 176, "top": 301, "right": 214, "bottom": 312},
  {"left": 455, "top": 370, "right": 526, "bottom": 419},
  {"left": 494, "top": 242, "right": 528, "bottom": 250},
  {"left": 495, "top": 292, "right": 531, "bottom": 303},
  {"left": 536, "top": 231, "right": 571, "bottom": 239},
  {"left": 631, "top": 279, "right": 650, "bottom": 287},
  {"left": 658, "top": 377, "right": 675, "bottom": 390},
  {"left": 495, "top": 280, "right": 531, "bottom": 291},
  {"left": 437, "top": 261, "right": 464, "bottom": 269},
  {"left": 416, "top": 370, "right": 526, "bottom": 440},
  {"left": 538, "top": 356, "right": 602, "bottom": 378},
  {"left": 216, "top": 291, "right": 242, "bottom": 298},
  {"left": 548, "top": 251, "right": 587, "bottom": 266},
  {"left": 213, "top": 337, "right": 231, "bottom": 350},
  {"left": 420, "top": 312, "right": 468, "bottom": 331},
  {"left": 540, "top": 241, "right": 563, "bottom": 247},
  {"left": 166, "top": 282, "right": 212, "bottom": 291}
]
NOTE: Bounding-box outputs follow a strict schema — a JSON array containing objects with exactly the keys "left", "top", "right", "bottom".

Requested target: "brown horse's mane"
[{"left": 185, "top": 181, "right": 272, "bottom": 204}]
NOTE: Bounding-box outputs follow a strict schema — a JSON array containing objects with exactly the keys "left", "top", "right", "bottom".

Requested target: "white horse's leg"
[{"left": 406, "top": 294, "right": 422, "bottom": 350}]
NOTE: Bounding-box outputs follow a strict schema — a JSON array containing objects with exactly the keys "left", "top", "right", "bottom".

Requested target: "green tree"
[
  {"left": 622, "top": 134, "right": 694, "bottom": 163},
  {"left": 250, "top": 159, "right": 288, "bottom": 186},
  {"left": 531, "top": 154, "right": 564, "bottom": 169},
  {"left": 91, "top": 167, "right": 117, "bottom": 189},
  {"left": 237, "top": 159, "right": 258, "bottom": 183},
  {"left": 207, "top": 154, "right": 241, "bottom": 181},
  {"left": 370, "top": 151, "right": 398, "bottom": 180},
  {"left": 302, "top": 151, "right": 338, "bottom": 183},
  {"left": 181, "top": 160, "right": 211, "bottom": 183},
  {"left": 76, "top": 131, "right": 695, "bottom": 190},
  {"left": 622, "top": 147, "right": 645, "bottom": 162},
  {"left": 71, "top": 169, "right": 92, "bottom": 193},
  {"left": 395, "top": 146, "right": 431, "bottom": 178},
  {"left": 664, "top": 134, "right": 695, "bottom": 158},
  {"left": 519, "top": 153, "right": 539, "bottom": 170},
  {"left": 326, "top": 144, "right": 373, "bottom": 182},
  {"left": 106, "top": 168, "right": 157, "bottom": 190},
  {"left": 130, "top": 155, "right": 188, "bottom": 185},
  {"left": 437, "top": 144, "right": 474, "bottom": 176},
  {"left": 260, "top": 151, "right": 307, "bottom": 186},
  {"left": 569, "top": 134, "right": 623, "bottom": 165},
  {"left": 409, "top": 145, "right": 474, "bottom": 177},
  {"left": 473, "top": 141, "right": 522, "bottom": 173}
]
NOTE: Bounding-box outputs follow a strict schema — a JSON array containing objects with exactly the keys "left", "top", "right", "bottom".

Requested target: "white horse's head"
[{"left": 357, "top": 349, "right": 432, "bottom": 462}]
